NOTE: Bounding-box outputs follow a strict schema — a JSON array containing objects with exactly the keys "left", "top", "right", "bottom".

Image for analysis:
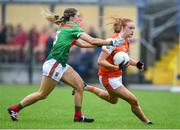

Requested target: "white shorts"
[
  {"left": 42, "top": 59, "right": 69, "bottom": 82},
  {"left": 99, "top": 76, "right": 122, "bottom": 92}
]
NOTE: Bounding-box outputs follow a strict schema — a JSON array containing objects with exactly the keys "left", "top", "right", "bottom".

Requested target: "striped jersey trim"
[
  {"left": 58, "top": 24, "right": 73, "bottom": 28},
  {"left": 48, "top": 61, "right": 59, "bottom": 77}
]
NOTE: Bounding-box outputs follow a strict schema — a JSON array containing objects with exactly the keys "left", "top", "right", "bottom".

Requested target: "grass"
[{"left": 0, "top": 84, "right": 180, "bottom": 129}]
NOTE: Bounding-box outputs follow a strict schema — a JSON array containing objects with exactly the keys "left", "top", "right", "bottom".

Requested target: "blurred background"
[{"left": 0, "top": 0, "right": 179, "bottom": 89}]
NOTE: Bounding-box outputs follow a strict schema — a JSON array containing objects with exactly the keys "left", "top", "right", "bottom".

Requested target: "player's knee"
[
  {"left": 75, "top": 83, "right": 84, "bottom": 92},
  {"left": 110, "top": 99, "right": 118, "bottom": 104},
  {"left": 129, "top": 97, "right": 138, "bottom": 106},
  {"left": 38, "top": 92, "right": 48, "bottom": 100}
]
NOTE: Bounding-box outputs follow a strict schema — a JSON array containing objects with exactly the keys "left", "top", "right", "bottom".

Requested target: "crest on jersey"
[{"left": 55, "top": 72, "right": 59, "bottom": 77}]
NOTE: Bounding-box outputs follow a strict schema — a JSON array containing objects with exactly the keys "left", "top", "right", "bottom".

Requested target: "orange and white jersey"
[{"left": 98, "top": 33, "right": 129, "bottom": 78}]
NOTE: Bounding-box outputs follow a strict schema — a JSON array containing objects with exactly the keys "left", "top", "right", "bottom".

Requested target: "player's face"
[
  {"left": 123, "top": 22, "right": 135, "bottom": 38},
  {"left": 71, "top": 12, "right": 82, "bottom": 25}
]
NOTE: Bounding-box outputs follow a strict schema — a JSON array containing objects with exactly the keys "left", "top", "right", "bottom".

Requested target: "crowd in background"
[
  {"left": 0, "top": 24, "right": 55, "bottom": 63},
  {"left": 0, "top": 23, "right": 101, "bottom": 78}
]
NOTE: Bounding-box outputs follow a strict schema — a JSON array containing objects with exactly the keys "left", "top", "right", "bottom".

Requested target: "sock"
[
  {"left": 146, "top": 121, "right": 153, "bottom": 124},
  {"left": 10, "top": 103, "right": 24, "bottom": 112},
  {"left": 74, "top": 106, "right": 82, "bottom": 119},
  {"left": 83, "top": 83, "right": 89, "bottom": 91}
]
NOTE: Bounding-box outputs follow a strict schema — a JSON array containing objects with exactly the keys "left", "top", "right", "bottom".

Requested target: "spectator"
[
  {"left": 29, "top": 25, "right": 40, "bottom": 62},
  {"left": 79, "top": 48, "right": 96, "bottom": 78},
  {"left": 6, "top": 24, "right": 15, "bottom": 44},
  {"left": 29, "top": 25, "right": 39, "bottom": 48},
  {"left": 35, "top": 26, "right": 49, "bottom": 61},
  {"left": 0, "top": 24, "right": 7, "bottom": 62},
  {"left": 44, "top": 28, "right": 55, "bottom": 60},
  {"left": 0, "top": 24, "right": 7, "bottom": 44},
  {"left": 13, "top": 24, "right": 28, "bottom": 49},
  {"left": 12, "top": 24, "right": 28, "bottom": 62},
  {"left": 87, "top": 26, "right": 98, "bottom": 38}
]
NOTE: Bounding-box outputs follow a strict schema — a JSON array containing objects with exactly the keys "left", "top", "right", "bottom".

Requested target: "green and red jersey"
[{"left": 47, "top": 21, "right": 85, "bottom": 66}]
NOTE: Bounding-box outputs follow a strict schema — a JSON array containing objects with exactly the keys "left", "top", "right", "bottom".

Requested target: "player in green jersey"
[{"left": 7, "top": 8, "right": 124, "bottom": 123}]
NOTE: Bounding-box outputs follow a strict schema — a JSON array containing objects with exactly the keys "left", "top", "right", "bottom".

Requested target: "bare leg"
[
  {"left": 21, "top": 76, "right": 57, "bottom": 107},
  {"left": 85, "top": 85, "right": 118, "bottom": 104},
  {"left": 112, "top": 85, "right": 150, "bottom": 124},
  {"left": 8, "top": 76, "right": 57, "bottom": 121},
  {"left": 61, "top": 66, "right": 84, "bottom": 108},
  {"left": 61, "top": 66, "right": 94, "bottom": 122}
]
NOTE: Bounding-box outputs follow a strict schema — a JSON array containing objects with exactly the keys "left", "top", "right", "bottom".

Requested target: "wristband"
[
  {"left": 136, "top": 61, "right": 144, "bottom": 70},
  {"left": 109, "top": 41, "right": 113, "bottom": 46}
]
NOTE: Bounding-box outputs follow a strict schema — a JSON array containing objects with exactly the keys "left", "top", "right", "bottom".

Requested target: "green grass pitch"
[{"left": 0, "top": 84, "right": 180, "bottom": 129}]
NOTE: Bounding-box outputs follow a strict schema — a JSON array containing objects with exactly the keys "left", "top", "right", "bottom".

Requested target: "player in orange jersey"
[{"left": 84, "top": 17, "right": 153, "bottom": 124}]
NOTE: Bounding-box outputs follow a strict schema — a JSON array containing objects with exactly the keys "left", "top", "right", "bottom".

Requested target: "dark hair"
[{"left": 42, "top": 8, "right": 78, "bottom": 25}]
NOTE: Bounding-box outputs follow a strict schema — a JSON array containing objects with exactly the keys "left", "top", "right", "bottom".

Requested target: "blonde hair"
[
  {"left": 108, "top": 17, "right": 133, "bottom": 33},
  {"left": 42, "top": 8, "right": 78, "bottom": 25}
]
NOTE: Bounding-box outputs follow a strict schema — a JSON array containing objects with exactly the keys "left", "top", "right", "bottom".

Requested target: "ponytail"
[
  {"left": 41, "top": 9, "right": 61, "bottom": 25},
  {"left": 42, "top": 8, "right": 78, "bottom": 25}
]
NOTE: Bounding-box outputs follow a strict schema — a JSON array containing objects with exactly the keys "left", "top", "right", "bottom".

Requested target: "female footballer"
[
  {"left": 84, "top": 17, "right": 153, "bottom": 124},
  {"left": 7, "top": 8, "right": 124, "bottom": 122}
]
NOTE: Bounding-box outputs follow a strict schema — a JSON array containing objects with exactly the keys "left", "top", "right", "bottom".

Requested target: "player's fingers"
[
  {"left": 125, "top": 62, "right": 130, "bottom": 67},
  {"left": 141, "top": 65, "right": 144, "bottom": 72}
]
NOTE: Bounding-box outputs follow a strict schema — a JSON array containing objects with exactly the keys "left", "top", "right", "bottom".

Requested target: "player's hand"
[
  {"left": 113, "top": 65, "right": 119, "bottom": 70},
  {"left": 125, "top": 62, "right": 130, "bottom": 67},
  {"left": 110, "top": 38, "right": 125, "bottom": 46},
  {"left": 118, "top": 60, "right": 130, "bottom": 69},
  {"left": 136, "top": 61, "right": 144, "bottom": 72}
]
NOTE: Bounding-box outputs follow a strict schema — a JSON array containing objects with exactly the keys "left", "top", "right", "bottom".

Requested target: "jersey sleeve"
[
  {"left": 102, "top": 45, "right": 115, "bottom": 54},
  {"left": 72, "top": 26, "right": 85, "bottom": 39},
  {"left": 101, "top": 38, "right": 115, "bottom": 54}
]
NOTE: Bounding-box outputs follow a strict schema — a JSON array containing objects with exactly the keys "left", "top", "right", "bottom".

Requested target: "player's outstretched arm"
[
  {"left": 129, "top": 58, "right": 144, "bottom": 71},
  {"left": 79, "top": 33, "right": 124, "bottom": 47},
  {"left": 75, "top": 39, "right": 96, "bottom": 48},
  {"left": 128, "top": 58, "right": 137, "bottom": 66}
]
